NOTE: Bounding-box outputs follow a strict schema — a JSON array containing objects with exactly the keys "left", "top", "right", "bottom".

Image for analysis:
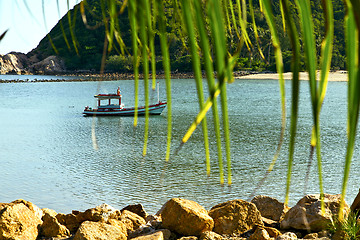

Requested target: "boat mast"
[{"left": 157, "top": 81, "right": 160, "bottom": 103}]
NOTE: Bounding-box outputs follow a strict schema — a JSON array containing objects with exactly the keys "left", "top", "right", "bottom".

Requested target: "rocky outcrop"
[
  {"left": 30, "top": 55, "right": 66, "bottom": 74},
  {"left": 208, "top": 199, "right": 263, "bottom": 235},
  {"left": 0, "top": 52, "right": 65, "bottom": 74},
  {"left": 0, "top": 52, "right": 31, "bottom": 74},
  {"left": 280, "top": 194, "right": 350, "bottom": 232},
  {"left": 159, "top": 198, "right": 214, "bottom": 236}
]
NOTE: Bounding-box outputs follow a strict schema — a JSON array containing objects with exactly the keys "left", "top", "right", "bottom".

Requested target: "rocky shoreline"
[
  {"left": 0, "top": 194, "right": 352, "bottom": 240},
  {"left": 1, "top": 52, "right": 349, "bottom": 83},
  {"left": 0, "top": 70, "right": 254, "bottom": 83},
  {"left": 0, "top": 51, "right": 253, "bottom": 82}
]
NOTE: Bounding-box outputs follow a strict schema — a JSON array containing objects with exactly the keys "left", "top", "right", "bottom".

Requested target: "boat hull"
[{"left": 83, "top": 102, "right": 167, "bottom": 116}]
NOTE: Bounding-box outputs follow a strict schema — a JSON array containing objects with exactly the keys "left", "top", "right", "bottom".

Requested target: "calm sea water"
[{"left": 0, "top": 75, "right": 359, "bottom": 214}]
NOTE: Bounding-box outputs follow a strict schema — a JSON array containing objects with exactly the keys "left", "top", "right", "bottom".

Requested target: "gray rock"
[{"left": 30, "top": 55, "right": 66, "bottom": 74}]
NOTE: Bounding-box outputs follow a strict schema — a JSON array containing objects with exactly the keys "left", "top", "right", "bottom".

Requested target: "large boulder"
[
  {"left": 0, "top": 200, "right": 43, "bottom": 240},
  {"left": 73, "top": 221, "right": 127, "bottom": 240},
  {"left": 251, "top": 195, "right": 290, "bottom": 221},
  {"left": 208, "top": 199, "right": 263, "bottom": 235},
  {"left": 280, "top": 194, "right": 350, "bottom": 232},
  {"left": 159, "top": 198, "right": 214, "bottom": 236}
]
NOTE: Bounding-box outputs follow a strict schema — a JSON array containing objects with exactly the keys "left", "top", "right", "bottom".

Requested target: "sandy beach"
[
  {"left": 0, "top": 70, "right": 349, "bottom": 83},
  {"left": 236, "top": 70, "right": 349, "bottom": 81}
]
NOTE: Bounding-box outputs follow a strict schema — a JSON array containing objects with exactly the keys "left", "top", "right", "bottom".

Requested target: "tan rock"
[
  {"left": 0, "top": 201, "right": 43, "bottom": 240},
  {"left": 56, "top": 212, "right": 80, "bottom": 233},
  {"left": 180, "top": 236, "right": 198, "bottom": 240},
  {"left": 77, "top": 203, "right": 117, "bottom": 223},
  {"left": 42, "top": 208, "right": 58, "bottom": 217},
  {"left": 73, "top": 221, "right": 127, "bottom": 240},
  {"left": 251, "top": 195, "right": 290, "bottom": 221},
  {"left": 159, "top": 198, "right": 214, "bottom": 236},
  {"left": 276, "top": 232, "right": 297, "bottom": 240},
  {"left": 146, "top": 214, "right": 162, "bottom": 229},
  {"left": 280, "top": 194, "right": 350, "bottom": 232},
  {"left": 208, "top": 199, "right": 263, "bottom": 235},
  {"left": 41, "top": 212, "right": 70, "bottom": 238},
  {"left": 263, "top": 226, "right": 282, "bottom": 238},
  {"left": 11, "top": 199, "right": 43, "bottom": 219},
  {"left": 262, "top": 217, "right": 279, "bottom": 228},
  {"left": 121, "top": 203, "right": 148, "bottom": 220},
  {"left": 107, "top": 219, "right": 128, "bottom": 236},
  {"left": 199, "top": 231, "right": 224, "bottom": 240},
  {"left": 131, "top": 229, "right": 171, "bottom": 240},
  {"left": 249, "top": 227, "right": 270, "bottom": 240},
  {"left": 119, "top": 210, "right": 146, "bottom": 233},
  {"left": 303, "top": 232, "right": 318, "bottom": 239}
]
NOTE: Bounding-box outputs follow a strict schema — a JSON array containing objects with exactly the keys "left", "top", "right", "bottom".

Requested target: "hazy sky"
[{"left": 0, "top": 0, "right": 78, "bottom": 55}]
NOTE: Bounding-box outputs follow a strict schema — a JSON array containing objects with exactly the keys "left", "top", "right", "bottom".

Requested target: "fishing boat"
[{"left": 83, "top": 85, "right": 167, "bottom": 116}]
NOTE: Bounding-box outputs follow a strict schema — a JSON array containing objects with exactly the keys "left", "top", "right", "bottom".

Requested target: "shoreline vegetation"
[{"left": 0, "top": 70, "right": 349, "bottom": 83}]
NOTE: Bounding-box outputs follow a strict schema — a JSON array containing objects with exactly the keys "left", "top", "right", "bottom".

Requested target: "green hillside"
[{"left": 28, "top": 0, "right": 346, "bottom": 72}]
